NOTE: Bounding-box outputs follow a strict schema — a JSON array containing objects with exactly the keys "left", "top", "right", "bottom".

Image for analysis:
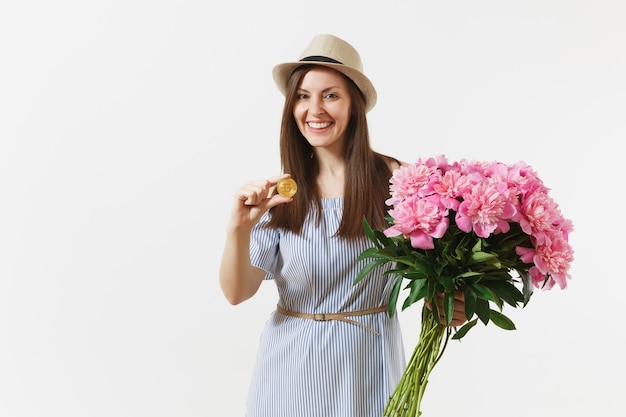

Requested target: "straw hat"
[{"left": 272, "top": 34, "right": 377, "bottom": 112}]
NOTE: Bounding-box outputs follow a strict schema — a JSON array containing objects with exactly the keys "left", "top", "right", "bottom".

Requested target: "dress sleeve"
[{"left": 250, "top": 211, "right": 280, "bottom": 280}]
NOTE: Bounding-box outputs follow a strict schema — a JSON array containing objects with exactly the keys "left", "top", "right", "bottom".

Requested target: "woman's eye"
[
  {"left": 297, "top": 93, "right": 309, "bottom": 99},
  {"left": 324, "top": 93, "right": 338, "bottom": 99}
]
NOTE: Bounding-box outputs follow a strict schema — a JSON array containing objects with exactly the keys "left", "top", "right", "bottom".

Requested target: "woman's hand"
[
  {"left": 426, "top": 290, "right": 467, "bottom": 327},
  {"left": 228, "top": 173, "right": 294, "bottom": 230}
]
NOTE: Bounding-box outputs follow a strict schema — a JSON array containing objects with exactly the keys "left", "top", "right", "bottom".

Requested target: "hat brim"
[{"left": 272, "top": 61, "right": 377, "bottom": 113}]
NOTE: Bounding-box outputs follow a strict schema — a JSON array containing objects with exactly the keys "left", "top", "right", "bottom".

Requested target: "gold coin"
[{"left": 276, "top": 178, "right": 297, "bottom": 198}]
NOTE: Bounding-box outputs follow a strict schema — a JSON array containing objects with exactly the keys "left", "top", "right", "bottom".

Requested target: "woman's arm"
[{"left": 218, "top": 174, "right": 293, "bottom": 305}]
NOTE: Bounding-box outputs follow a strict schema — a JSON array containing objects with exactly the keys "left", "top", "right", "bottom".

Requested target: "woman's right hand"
[{"left": 228, "top": 173, "right": 294, "bottom": 230}]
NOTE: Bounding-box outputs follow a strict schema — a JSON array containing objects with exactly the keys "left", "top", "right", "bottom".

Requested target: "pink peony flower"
[
  {"left": 387, "top": 163, "right": 437, "bottom": 206},
  {"left": 432, "top": 169, "right": 471, "bottom": 210},
  {"left": 530, "top": 233, "right": 574, "bottom": 289},
  {"left": 518, "top": 191, "right": 563, "bottom": 236},
  {"left": 455, "top": 181, "right": 517, "bottom": 238},
  {"left": 385, "top": 195, "right": 449, "bottom": 250}
]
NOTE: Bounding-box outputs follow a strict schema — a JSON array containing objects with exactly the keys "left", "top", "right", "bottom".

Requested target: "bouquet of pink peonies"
[{"left": 355, "top": 155, "right": 574, "bottom": 417}]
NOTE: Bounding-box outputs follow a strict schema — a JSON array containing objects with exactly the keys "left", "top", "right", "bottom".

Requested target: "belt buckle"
[{"left": 313, "top": 313, "right": 326, "bottom": 321}]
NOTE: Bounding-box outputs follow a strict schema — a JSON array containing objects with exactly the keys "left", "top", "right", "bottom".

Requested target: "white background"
[{"left": 1, "top": 1, "right": 624, "bottom": 416}]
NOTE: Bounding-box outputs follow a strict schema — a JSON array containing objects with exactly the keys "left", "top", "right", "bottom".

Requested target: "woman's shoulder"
[
  {"left": 375, "top": 152, "right": 409, "bottom": 173},
  {"left": 383, "top": 156, "right": 409, "bottom": 171},
  {"left": 394, "top": 160, "right": 410, "bottom": 169}
]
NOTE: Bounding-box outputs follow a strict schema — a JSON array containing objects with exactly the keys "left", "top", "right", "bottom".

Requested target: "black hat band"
[{"left": 299, "top": 56, "right": 343, "bottom": 65}]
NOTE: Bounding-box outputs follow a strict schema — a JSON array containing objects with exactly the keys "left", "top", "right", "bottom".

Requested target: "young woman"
[{"left": 219, "top": 34, "right": 464, "bottom": 417}]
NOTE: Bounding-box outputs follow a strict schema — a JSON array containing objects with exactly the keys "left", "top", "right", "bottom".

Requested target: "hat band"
[{"left": 299, "top": 56, "right": 343, "bottom": 65}]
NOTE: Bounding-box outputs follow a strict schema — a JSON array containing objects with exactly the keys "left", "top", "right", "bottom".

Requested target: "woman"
[{"left": 219, "top": 34, "right": 464, "bottom": 417}]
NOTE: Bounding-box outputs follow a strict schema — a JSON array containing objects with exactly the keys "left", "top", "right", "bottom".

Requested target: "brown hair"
[{"left": 267, "top": 65, "right": 398, "bottom": 238}]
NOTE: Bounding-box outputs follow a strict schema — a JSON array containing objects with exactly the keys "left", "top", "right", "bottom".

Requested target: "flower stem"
[{"left": 383, "top": 305, "right": 449, "bottom": 417}]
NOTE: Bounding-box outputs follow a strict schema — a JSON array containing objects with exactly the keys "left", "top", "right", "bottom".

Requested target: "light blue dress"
[{"left": 246, "top": 198, "right": 406, "bottom": 417}]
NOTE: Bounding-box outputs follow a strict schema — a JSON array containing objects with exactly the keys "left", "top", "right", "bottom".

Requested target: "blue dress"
[{"left": 246, "top": 198, "right": 406, "bottom": 417}]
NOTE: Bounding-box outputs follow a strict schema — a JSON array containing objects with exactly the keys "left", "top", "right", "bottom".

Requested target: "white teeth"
[{"left": 308, "top": 122, "right": 331, "bottom": 129}]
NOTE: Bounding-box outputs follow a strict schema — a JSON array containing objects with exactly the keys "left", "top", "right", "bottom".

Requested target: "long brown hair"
[{"left": 267, "top": 65, "right": 398, "bottom": 238}]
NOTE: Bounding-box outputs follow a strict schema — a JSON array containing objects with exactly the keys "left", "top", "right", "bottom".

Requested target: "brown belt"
[{"left": 276, "top": 304, "right": 388, "bottom": 336}]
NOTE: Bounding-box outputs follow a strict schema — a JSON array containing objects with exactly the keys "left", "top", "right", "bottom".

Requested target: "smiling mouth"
[{"left": 307, "top": 121, "right": 332, "bottom": 129}]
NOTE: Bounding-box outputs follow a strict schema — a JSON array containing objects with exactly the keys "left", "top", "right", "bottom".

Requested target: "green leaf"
[
  {"left": 353, "top": 258, "right": 388, "bottom": 285},
  {"left": 489, "top": 309, "right": 517, "bottom": 330},
  {"left": 463, "top": 287, "right": 477, "bottom": 320},
  {"left": 475, "top": 298, "right": 491, "bottom": 325},
  {"left": 404, "top": 287, "right": 427, "bottom": 311},
  {"left": 519, "top": 269, "right": 534, "bottom": 307},
  {"left": 356, "top": 248, "right": 384, "bottom": 262},
  {"left": 439, "top": 275, "right": 456, "bottom": 293},
  {"left": 403, "top": 271, "right": 429, "bottom": 280},
  {"left": 491, "top": 292, "right": 504, "bottom": 311},
  {"left": 471, "top": 283, "right": 495, "bottom": 302},
  {"left": 468, "top": 251, "right": 500, "bottom": 267},
  {"left": 387, "top": 276, "right": 403, "bottom": 317},
  {"left": 426, "top": 276, "right": 436, "bottom": 301},
  {"left": 443, "top": 291, "right": 455, "bottom": 325},
  {"left": 426, "top": 282, "right": 439, "bottom": 320},
  {"left": 452, "top": 318, "right": 478, "bottom": 340},
  {"left": 484, "top": 280, "right": 524, "bottom": 308},
  {"left": 362, "top": 217, "right": 380, "bottom": 247},
  {"left": 401, "top": 279, "right": 427, "bottom": 310},
  {"left": 458, "top": 271, "right": 482, "bottom": 280}
]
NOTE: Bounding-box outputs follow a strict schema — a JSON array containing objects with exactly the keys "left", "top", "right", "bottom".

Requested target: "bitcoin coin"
[{"left": 276, "top": 178, "right": 297, "bottom": 198}]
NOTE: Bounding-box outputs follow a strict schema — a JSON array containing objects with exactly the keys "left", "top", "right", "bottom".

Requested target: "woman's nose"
[{"left": 309, "top": 97, "right": 325, "bottom": 117}]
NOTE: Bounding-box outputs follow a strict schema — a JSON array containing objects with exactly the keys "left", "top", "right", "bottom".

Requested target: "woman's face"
[{"left": 292, "top": 67, "right": 352, "bottom": 151}]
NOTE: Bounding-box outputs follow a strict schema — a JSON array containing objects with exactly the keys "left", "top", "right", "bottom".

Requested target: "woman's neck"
[{"left": 315, "top": 154, "right": 345, "bottom": 198}]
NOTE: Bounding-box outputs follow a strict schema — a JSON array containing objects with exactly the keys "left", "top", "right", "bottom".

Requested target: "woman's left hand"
[{"left": 426, "top": 290, "right": 467, "bottom": 327}]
